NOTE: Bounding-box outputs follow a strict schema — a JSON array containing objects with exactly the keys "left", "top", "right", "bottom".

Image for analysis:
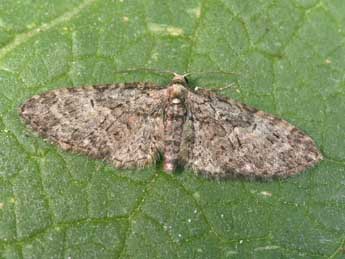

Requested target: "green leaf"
[{"left": 0, "top": 0, "right": 344, "bottom": 258}]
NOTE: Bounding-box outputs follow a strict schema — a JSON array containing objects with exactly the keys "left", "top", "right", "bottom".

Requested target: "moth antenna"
[
  {"left": 182, "top": 71, "right": 239, "bottom": 78},
  {"left": 195, "top": 82, "right": 237, "bottom": 93},
  {"left": 114, "top": 68, "right": 239, "bottom": 80},
  {"left": 114, "top": 68, "right": 178, "bottom": 77}
]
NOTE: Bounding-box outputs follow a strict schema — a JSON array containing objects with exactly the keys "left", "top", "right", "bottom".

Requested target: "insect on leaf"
[{"left": 20, "top": 74, "right": 322, "bottom": 180}]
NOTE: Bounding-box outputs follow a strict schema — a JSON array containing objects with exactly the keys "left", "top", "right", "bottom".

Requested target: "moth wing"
[
  {"left": 20, "top": 83, "right": 166, "bottom": 169},
  {"left": 184, "top": 89, "right": 322, "bottom": 179}
]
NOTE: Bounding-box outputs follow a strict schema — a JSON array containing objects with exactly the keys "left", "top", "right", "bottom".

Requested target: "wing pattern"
[
  {"left": 21, "top": 83, "right": 166, "bottom": 168},
  {"left": 184, "top": 89, "right": 322, "bottom": 179}
]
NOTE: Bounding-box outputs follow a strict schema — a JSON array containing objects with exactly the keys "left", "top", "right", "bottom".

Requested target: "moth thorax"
[{"left": 168, "top": 84, "right": 187, "bottom": 101}]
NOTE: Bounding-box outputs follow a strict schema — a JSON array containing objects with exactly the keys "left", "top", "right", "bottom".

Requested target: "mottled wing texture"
[
  {"left": 184, "top": 90, "right": 323, "bottom": 179},
  {"left": 20, "top": 83, "right": 166, "bottom": 169}
]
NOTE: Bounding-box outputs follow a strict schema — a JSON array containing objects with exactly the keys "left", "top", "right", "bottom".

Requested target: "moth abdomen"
[{"left": 163, "top": 83, "right": 188, "bottom": 173}]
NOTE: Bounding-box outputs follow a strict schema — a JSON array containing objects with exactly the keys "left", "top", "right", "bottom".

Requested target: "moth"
[{"left": 20, "top": 73, "right": 322, "bottom": 179}]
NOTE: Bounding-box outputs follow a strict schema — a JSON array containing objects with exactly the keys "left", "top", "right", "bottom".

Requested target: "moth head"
[{"left": 171, "top": 73, "right": 188, "bottom": 87}]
